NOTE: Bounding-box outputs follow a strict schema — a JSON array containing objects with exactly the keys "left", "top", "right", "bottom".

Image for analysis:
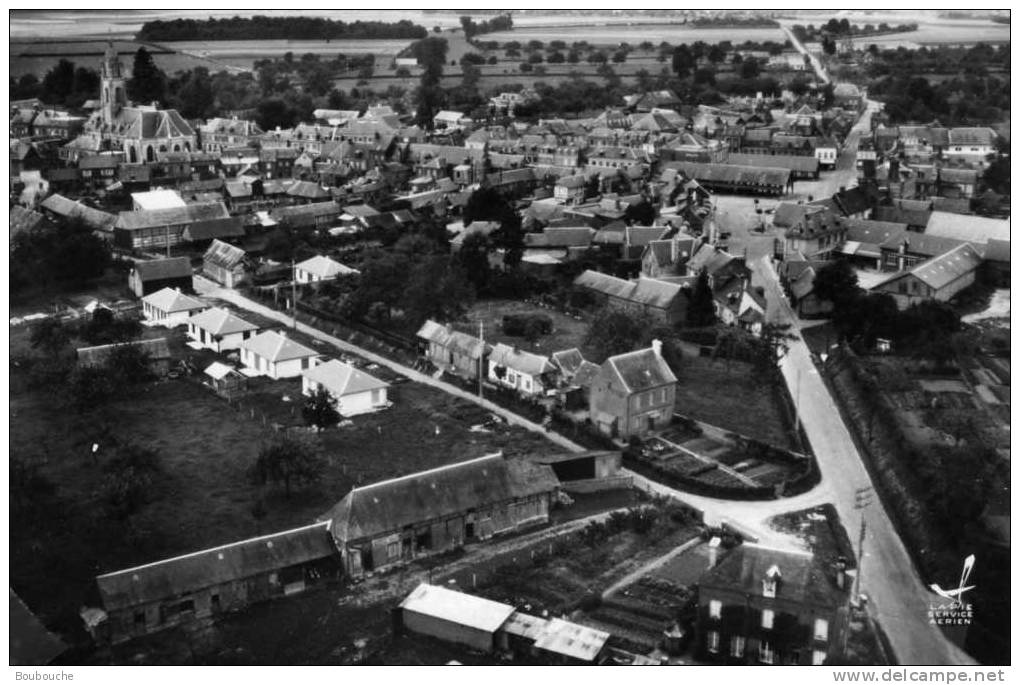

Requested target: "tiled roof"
[
  {"left": 295, "top": 255, "right": 359, "bottom": 279},
  {"left": 416, "top": 320, "right": 489, "bottom": 359},
  {"left": 116, "top": 202, "right": 230, "bottom": 231},
  {"left": 132, "top": 257, "right": 192, "bottom": 282},
  {"left": 141, "top": 287, "right": 206, "bottom": 314},
  {"left": 924, "top": 212, "right": 1009, "bottom": 245},
  {"left": 187, "top": 307, "right": 258, "bottom": 336},
  {"left": 240, "top": 330, "right": 318, "bottom": 362},
  {"left": 489, "top": 343, "right": 555, "bottom": 377},
  {"left": 605, "top": 345, "right": 677, "bottom": 393},
  {"left": 203, "top": 239, "right": 246, "bottom": 269},
  {"left": 302, "top": 359, "right": 388, "bottom": 397}
]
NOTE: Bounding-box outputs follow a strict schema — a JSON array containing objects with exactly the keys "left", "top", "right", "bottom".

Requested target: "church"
[{"left": 67, "top": 44, "right": 196, "bottom": 164}]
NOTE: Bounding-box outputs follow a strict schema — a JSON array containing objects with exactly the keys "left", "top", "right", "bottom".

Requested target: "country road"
[{"left": 779, "top": 22, "right": 830, "bottom": 84}]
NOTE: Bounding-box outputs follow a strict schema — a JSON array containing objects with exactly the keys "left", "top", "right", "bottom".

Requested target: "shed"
[
  {"left": 128, "top": 257, "right": 193, "bottom": 297},
  {"left": 399, "top": 583, "right": 515, "bottom": 652},
  {"left": 203, "top": 361, "right": 248, "bottom": 399}
]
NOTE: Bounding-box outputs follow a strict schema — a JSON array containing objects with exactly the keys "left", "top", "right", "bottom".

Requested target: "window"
[
  {"left": 761, "top": 609, "right": 774, "bottom": 629},
  {"left": 709, "top": 600, "right": 722, "bottom": 619},
  {"left": 707, "top": 630, "right": 720, "bottom": 653},
  {"left": 371, "top": 388, "right": 381, "bottom": 404},
  {"left": 814, "top": 618, "right": 829, "bottom": 642},
  {"left": 387, "top": 540, "right": 400, "bottom": 560},
  {"left": 134, "top": 610, "right": 146, "bottom": 626},
  {"left": 759, "top": 641, "right": 774, "bottom": 664},
  {"left": 812, "top": 649, "right": 827, "bottom": 665},
  {"left": 730, "top": 635, "right": 745, "bottom": 658},
  {"left": 762, "top": 578, "right": 777, "bottom": 598}
]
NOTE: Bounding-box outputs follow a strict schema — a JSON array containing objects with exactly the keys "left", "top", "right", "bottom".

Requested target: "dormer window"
[{"left": 762, "top": 564, "right": 781, "bottom": 598}]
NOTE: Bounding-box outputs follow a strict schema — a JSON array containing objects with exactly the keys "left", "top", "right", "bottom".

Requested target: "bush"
[{"left": 501, "top": 313, "right": 552, "bottom": 337}]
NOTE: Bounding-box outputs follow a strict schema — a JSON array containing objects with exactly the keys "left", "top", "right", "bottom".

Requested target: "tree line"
[
  {"left": 136, "top": 16, "right": 427, "bottom": 42},
  {"left": 460, "top": 14, "right": 513, "bottom": 39}
]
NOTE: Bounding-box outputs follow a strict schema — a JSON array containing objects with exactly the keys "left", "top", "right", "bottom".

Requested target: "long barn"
[{"left": 666, "top": 161, "right": 792, "bottom": 196}]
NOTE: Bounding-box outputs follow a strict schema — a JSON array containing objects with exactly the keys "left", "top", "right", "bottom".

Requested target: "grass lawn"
[
  {"left": 457, "top": 298, "right": 592, "bottom": 359},
  {"left": 674, "top": 355, "right": 795, "bottom": 450},
  {"left": 9, "top": 336, "right": 564, "bottom": 643}
]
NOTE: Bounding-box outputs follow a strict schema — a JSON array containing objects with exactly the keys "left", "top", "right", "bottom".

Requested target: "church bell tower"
[{"left": 100, "top": 43, "right": 127, "bottom": 125}]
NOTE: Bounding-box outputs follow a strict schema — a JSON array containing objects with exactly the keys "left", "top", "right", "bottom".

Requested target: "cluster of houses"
[{"left": 773, "top": 184, "right": 1010, "bottom": 314}]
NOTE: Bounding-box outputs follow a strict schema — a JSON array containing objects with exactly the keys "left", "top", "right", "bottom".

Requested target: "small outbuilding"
[
  {"left": 128, "top": 257, "right": 193, "bottom": 297},
  {"left": 399, "top": 583, "right": 516, "bottom": 652}
]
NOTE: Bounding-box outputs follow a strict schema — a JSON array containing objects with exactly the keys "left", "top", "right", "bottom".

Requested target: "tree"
[
  {"left": 812, "top": 260, "right": 860, "bottom": 309},
  {"left": 739, "top": 57, "right": 761, "bottom": 79},
  {"left": 29, "top": 319, "right": 72, "bottom": 358},
  {"left": 303, "top": 387, "right": 340, "bottom": 429},
  {"left": 127, "top": 48, "right": 167, "bottom": 105},
  {"left": 252, "top": 433, "right": 325, "bottom": 497},
  {"left": 584, "top": 307, "right": 654, "bottom": 362},
  {"left": 687, "top": 270, "right": 716, "bottom": 327},
  {"left": 67, "top": 366, "right": 115, "bottom": 413},
  {"left": 171, "top": 68, "right": 215, "bottom": 118},
  {"left": 41, "top": 59, "right": 76, "bottom": 103},
  {"left": 707, "top": 44, "right": 726, "bottom": 64},
  {"left": 402, "top": 255, "right": 476, "bottom": 328},
  {"left": 753, "top": 322, "right": 797, "bottom": 378},
  {"left": 455, "top": 233, "right": 492, "bottom": 293},
  {"left": 982, "top": 157, "right": 1010, "bottom": 195},
  {"left": 671, "top": 45, "right": 694, "bottom": 76},
  {"left": 255, "top": 97, "right": 297, "bottom": 130},
  {"left": 100, "top": 441, "right": 161, "bottom": 520},
  {"left": 822, "top": 36, "right": 837, "bottom": 56}
]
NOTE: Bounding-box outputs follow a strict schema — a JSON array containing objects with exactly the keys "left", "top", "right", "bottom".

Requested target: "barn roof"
[
  {"left": 9, "top": 590, "right": 67, "bottom": 666},
  {"left": 95, "top": 522, "right": 335, "bottom": 612},
  {"left": 40, "top": 193, "right": 116, "bottom": 230},
  {"left": 876, "top": 243, "right": 984, "bottom": 292},
  {"left": 131, "top": 257, "right": 192, "bottom": 282},
  {"left": 726, "top": 153, "right": 819, "bottom": 174},
  {"left": 115, "top": 202, "right": 230, "bottom": 231},
  {"left": 181, "top": 216, "right": 246, "bottom": 242},
  {"left": 325, "top": 454, "right": 559, "bottom": 543},
  {"left": 668, "top": 161, "right": 790, "bottom": 187},
  {"left": 924, "top": 212, "right": 1009, "bottom": 246}
]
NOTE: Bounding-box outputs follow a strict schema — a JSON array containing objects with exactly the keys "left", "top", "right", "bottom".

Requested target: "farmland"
[
  {"left": 485, "top": 25, "right": 786, "bottom": 45},
  {"left": 9, "top": 39, "right": 243, "bottom": 79}
]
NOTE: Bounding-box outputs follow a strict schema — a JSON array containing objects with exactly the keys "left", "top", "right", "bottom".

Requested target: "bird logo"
[{"left": 929, "top": 554, "right": 976, "bottom": 606}]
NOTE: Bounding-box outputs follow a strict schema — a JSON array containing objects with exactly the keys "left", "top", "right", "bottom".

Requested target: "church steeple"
[{"left": 100, "top": 42, "right": 127, "bottom": 125}]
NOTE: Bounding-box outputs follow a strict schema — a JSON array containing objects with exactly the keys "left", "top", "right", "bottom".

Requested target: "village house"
[
  {"left": 696, "top": 543, "right": 851, "bottom": 665},
  {"left": 416, "top": 319, "right": 490, "bottom": 381},
  {"left": 322, "top": 454, "right": 559, "bottom": 578},
  {"left": 301, "top": 359, "right": 390, "bottom": 417},
  {"left": 87, "top": 522, "right": 338, "bottom": 645},
  {"left": 487, "top": 344, "right": 557, "bottom": 398},
  {"left": 640, "top": 233, "right": 698, "bottom": 279},
  {"left": 198, "top": 116, "right": 264, "bottom": 153},
  {"left": 869, "top": 243, "right": 983, "bottom": 309},
  {"left": 779, "top": 254, "right": 835, "bottom": 319},
  {"left": 574, "top": 271, "right": 689, "bottom": 326},
  {"left": 202, "top": 239, "right": 248, "bottom": 288},
  {"left": 128, "top": 257, "right": 193, "bottom": 297},
  {"left": 39, "top": 193, "right": 117, "bottom": 236},
  {"left": 778, "top": 204, "right": 848, "bottom": 260},
  {"left": 239, "top": 330, "right": 320, "bottom": 379},
  {"left": 554, "top": 174, "right": 588, "bottom": 204},
  {"left": 141, "top": 287, "right": 207, "bottom": 327},
  {"left": 588, "top": 341, "right": 677, "bottom": 440},
  {"left": 294, "top": 255, "right": 359, "bottom": 284},
  {"left": 715, "top": 279, "right": 768, "bottom": 335},
  {"left": 944, "top": 127, "right": 998, "bottom": 164},
  {"left": 186, "top": 307, "right": 259, "bottom": 353}
]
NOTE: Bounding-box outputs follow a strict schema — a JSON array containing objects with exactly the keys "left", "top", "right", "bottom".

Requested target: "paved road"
[
  {"left": 779, "top": 23, "right": 830, "bottom": 84},
  {"left": 754, "top": 257, "right": 975, "bottom": 665}
]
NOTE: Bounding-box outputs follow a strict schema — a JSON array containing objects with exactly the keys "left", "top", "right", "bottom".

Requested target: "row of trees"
[
  {"left": 460, "top": 14, "right": 512, "bottom": 39},
  {"left": 137, "top": 16, "right": 427, "bottom": 41},
  {"left": 11, "top": 217, "right": 111, "bottom": 297},
  {"left": 868, "top": 73, "right": 1009, "bottom": 126}
]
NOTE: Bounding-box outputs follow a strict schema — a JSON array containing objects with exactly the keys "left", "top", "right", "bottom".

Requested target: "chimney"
[
  {"left": 651, "top": 339, "right": 662, "bottom": 356},
  {"left": 708, "top": 536, "right": 722, "bottom": 568},
  {"left": 835, "top": 556, "right": 847, "bottom": 590},
  {"left": 897, "top": 238, "right": 908, "bottom": 271}
]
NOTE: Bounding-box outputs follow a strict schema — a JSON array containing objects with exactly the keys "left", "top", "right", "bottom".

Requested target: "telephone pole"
[
  {"left": 477, "top": 320, "right": 484, "bottom": 399},
  {"left": 853, "top": 486, "right": 874, "bottom": 605},
  {"left": 291, "top": 259, "right": 297, "bottom": 329}
]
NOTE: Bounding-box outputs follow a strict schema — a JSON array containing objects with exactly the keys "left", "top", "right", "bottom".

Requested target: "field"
[
  {"left": 458, "top": 299, "right": 592, "bottom": 360},
  {"left": 9, "top": 39, "right": 242, "bottom": 79},
  {"left": 9, "top": 318, "right": 564, "bottom": 642},
  {"left": 484, "top": 24, "right": 786, "bottom": 45}
]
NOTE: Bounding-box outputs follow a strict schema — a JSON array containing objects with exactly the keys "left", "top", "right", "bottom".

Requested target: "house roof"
[
  {"left": 726, "top": 153, "right": 819, "bottom": 174},
  {"left": 132, "top": 189, "right": 186, "bottom": 211},
  {"left": 924, "top": 212, "right": 1009, "bottom": 246},
  {"left": 879, "top": 232, "right": 965, "bottom": 258},
  {"left": 187, "top": 307, "right": 258, "bottom": 336},
  {"left": 876, "top": 243, "right": 984, "bottom": 292},
  {"left": 9, "top": 590, "right": 67, "bottom": 666},
  {"left": 523, "top": 227, "right": 595, "bottom": 248},
  {"left": 669, "top": 161, "right": 790, "bottom": 187},
  {"left": 324, "top": 454, "right": 559, "bottom": 542},
  {"left": 302, "top": 359, "right": 388, "bottom": 397},
  {"left": 416, "top": 320, "right": 488, "bottom": 359},
  {"left": 604, "top": 345, "right": 677, "bottom": 393},
  {"left": 240, "top": 330, "right": 318, "bottom": 362},
  {"left": 132, "top": 257, "right": 192, "bottom": 282},
  {"left": 295, "top": 255, "right": 359, "bottom": 279},
  {"left": 116, "top": 202, "right": 230, "bottom": 231},
  {"left": 872, "top": 203, "right": 932, "bottom": 229},
  {"left": 699, "top": 542, "right": 847, "bottom": 608},
  {"left": 399, "top": 583, "right": 515, "bottom": 634},
  {"left": 551, "top": 348, "right": 586, "bottom": 376},
  {"left": 573, "top": 360, "right": 601, "bottom": 388},
  {"left": 286, "top": 180, "right": 331, "bottom": 200},
  {"left": 181, "top": 216, "right": 246, "bottom": 242},
  {"left": 39, "top": 193, "right": 116, "bottom": 230},
  {"left": 947, "top": 127, "right": 996, "bottom": 147},
  {"left": 96, "top": 522, "right": 334, "bottom": 612},
  {"left": 141, "top": 287, "right": 206, "bottom": 314},
  {"left": 489, "top": 343, "right": 555, "bottom": 377},
  {"left": 840, "top": 218, "right": 909, "bottom": 247},
  {"left": 77, "top": 338, "right": 171, "bottom": 367},
  {"left": 204, "top": 239, "right": 246, "bottom": 270},
  {"left": 204, "top": 361, "right": 243, "bottom": 381}
]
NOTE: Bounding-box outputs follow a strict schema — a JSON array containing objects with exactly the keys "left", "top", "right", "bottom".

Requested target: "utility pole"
[
  {"left": 291, "top": 259, "right": 297, "bottom": 329},
  {"left": 794, "top": 366, "right": 801, "bottom": 435},
  {"left": 853, "top": 486, "right": 874, "bottom": 605},
  {"left": 165, "top": 224, "right": 171, "bottom": 258},
  {"left": 478, "top": 320, "right": 484, "bottom": 399}
]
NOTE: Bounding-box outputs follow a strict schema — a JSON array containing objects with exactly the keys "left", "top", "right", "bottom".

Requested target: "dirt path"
[{"left": 601, "top": 536, "right": 702, "bottom": 599}]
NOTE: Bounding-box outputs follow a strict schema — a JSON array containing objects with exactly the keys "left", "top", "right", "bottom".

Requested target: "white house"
[
  {"left": 141, "top": 287, "right": 207, "bottom": 327},
  {"left": 301, "top": 359, "right": 390, "bottom": 417},
  {"left": 186, "top": 307, "right": 259, "bottom": 352},
  {"left": 131, "top": 189, "right": 186, "bottom": 212},
  {"left": 814, "top": 139, "right": 839, "bottom": 169},
  {"left": 554, "top": 174, "right": 587, "bottom": 204},
  {"left": 433, "top": 110, "right": 467, "bottom": 130},
  {"left": 294, "top": 255, "right": 360, "bottom": 284},
  {"left": 239, "top": 330, "right": 320, "bottom": 379},
  {"left": 945, "top": 127, "right": 998, "bottom": 163},
  {"left": 487, "top": 343, "right": 557, "bottom": 398}
]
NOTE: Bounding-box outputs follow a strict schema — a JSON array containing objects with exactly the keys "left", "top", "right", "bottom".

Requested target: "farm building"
[
  {"left": 301, "top": 359, "right": 390, "bottom": 417},
  {"left": 10, "top": 590, "right": 67, "bottom": 666},
  {"left": 486, "top": 343, "right": 557, "bottom": 398},
  {"left": 323, "top": 454, "right": 559, "bottom": 578},
  {"left": 869, "top": 243, "right": 983, "bottom": 309},
  {"left": 416, "top": 319, "right": 490, "bottom": 382},
  {"left": 203, "top": 239, "right": 248, "bottom": 288},
  {"left": 589, "top": 341, "right": 677, "bottom": 440},
  {"left": 39, "top": 193, "right": 117, "bottom": 235},
  {"left": 203, "top": 361, "right": 248, "bottom": 399},
  {"left": 665, "top": 162, "right": 792, "bottom": 196},
  {"left": 186, "top": 307, "right": 259, "bottom": 352},
  {"left": 269, "top": 201, "right": 343, "bottom": 231},
  {"left": 293, "top": 255, "right": 359, "bottom": 284},
  {"left": 525, "top": 451, "right": 628, "bottom": 493},
  {"left": 128, "top": 257, "right": 193, "bottom": 297},
  {"left": 574, "top": 270, "right": 689, "bottom": 326},
  {"left": 113, "top": 201, "right": 238, "bottom": 250},
  {"left": 239, "top": 330, "right": 320, "bottom": 379},
  {"left": 88, "top": 522, "right": 339, "bottom": 644},
  {"left": 141, "top": 287, "right": 207, "bottom": 327},
  {"left": 399, "top": 583, "right": 516, "bottom": 653},
  {"left": 76, "top": 338, "right": 172, "bottom": 375}
]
